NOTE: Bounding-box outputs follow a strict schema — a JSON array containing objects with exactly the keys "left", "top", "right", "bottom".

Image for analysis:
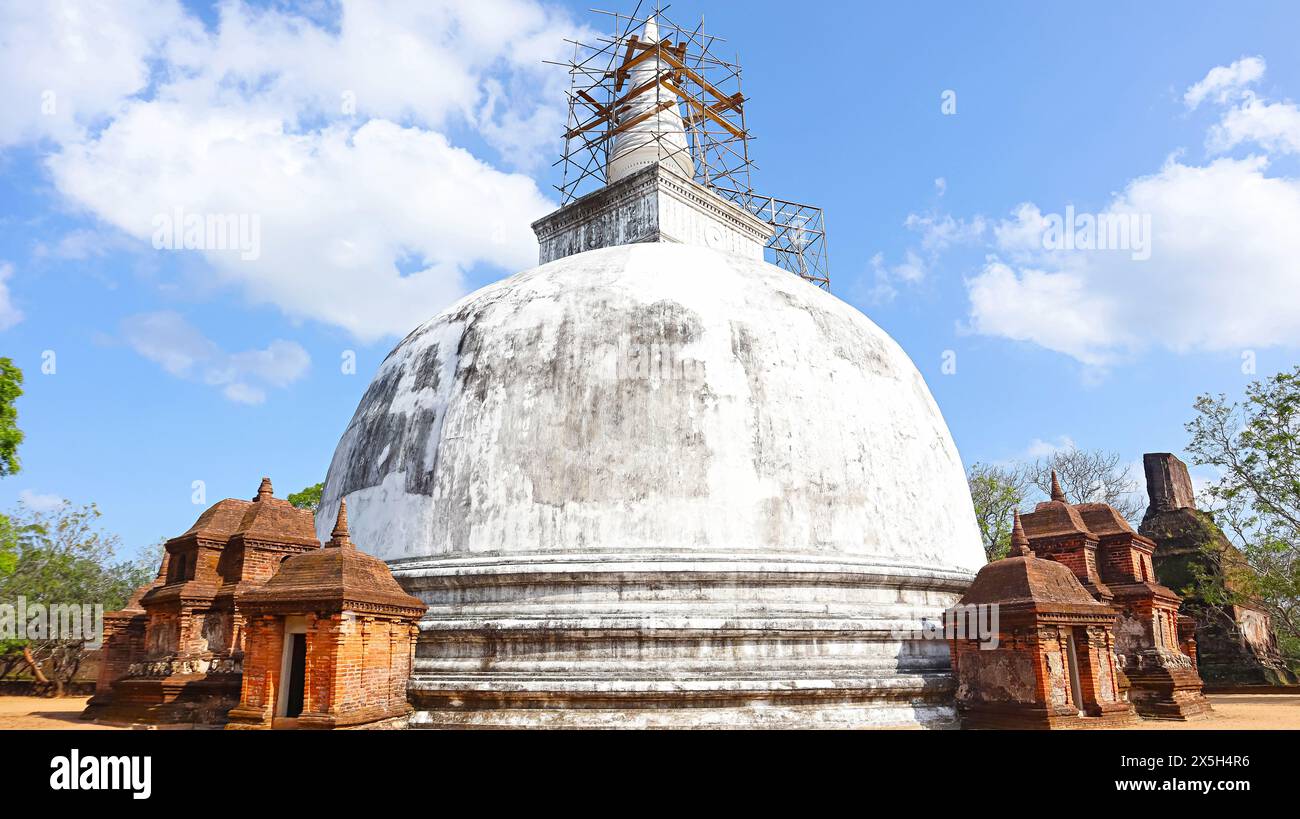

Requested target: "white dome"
[
  {"left": 320, "top": 241, "right": 985, "bottom": 728},
  {"left": 319, "top": 242, "right": 983, "bottom": 575}
]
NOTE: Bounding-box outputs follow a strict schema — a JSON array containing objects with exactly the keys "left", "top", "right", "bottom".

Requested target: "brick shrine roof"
[
  {"left": 230, "top": 479, "right": 318, "bottom": 547},
  {"left": 1075, "top": 502, "right": 1157, "bottom": 548},
  {"left": 169, "top": 478, "right": 317, "bottom": 550},
  {"left": 240, "top": 500, "right": 425, "bottom": 617},
  {"left": 1022, "top": 498, "right": 1093, "bottom": 540},
  {"left": 174, "top": 498, "right": 252, "bottom": 543},
  {"left": 959, "top": 512, "right": 1111, "bottom": 613}
]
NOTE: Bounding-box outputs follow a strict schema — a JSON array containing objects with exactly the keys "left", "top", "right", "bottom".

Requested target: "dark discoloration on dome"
[{"left": 318, "top": 243, "right": 984, "bottom": 572}]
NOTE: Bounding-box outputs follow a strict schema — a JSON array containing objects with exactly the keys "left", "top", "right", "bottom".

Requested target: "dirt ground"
[
  {"left": 1129, "top": 693, "right": 1300, "bottom": 730},
  {"left": 1, "top": 693, "right": 1298, "bottom": 730},
  {"left": 0, "top": 695, "right": 118, "bottom": 729}
]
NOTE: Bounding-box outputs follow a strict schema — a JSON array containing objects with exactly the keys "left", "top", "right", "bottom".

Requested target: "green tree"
[
  {"left": 0, "top": 358, "right": 23, "bottom": 586},
  {"left": 0, "top": 510, "right": 15, "bottom": 576},
  {"left": 968, "top": 447, "right": 1140, "bottom": 562},
  {"left": 0, "top": 358, "right": 23, "bottom": 477},
  {"left": 0, "top": 510, "right": 19, "bottom": 678},
  {"left": 0, "top": 503, "right": 154, "bottom": 694},
  {"left": 288, "top": 482, "right": 324, "bottom": 512},
  {"left": 1190, "top": 366, "right": 1300, "bottom": 665},
  {"left": 1186, "top": 366, "right": 1300, "bottom": 663},
  {"left": 967, "top": 462, "right": 1030, "bottom": 561}
]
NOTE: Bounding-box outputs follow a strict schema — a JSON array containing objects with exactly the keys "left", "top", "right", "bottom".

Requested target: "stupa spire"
[
  {"left": 605, "top": 15, "right": 696, "bottom": 184},
  {"left": 1010, "top": 511, "right": 1032, "bottom": 557},
  {"left": 256, "top": 477, "right": 273, "bottom": 501},
  {"left": 1050, "top": 470, "right": 1066, "bottom": 503},
  {"left": 328, "top": 499, "right": 353, "bottom": 549}
]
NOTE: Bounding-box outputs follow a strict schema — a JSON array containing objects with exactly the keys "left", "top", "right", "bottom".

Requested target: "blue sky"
[{"left": 1, "top": 0, "right": 1298, "bottom": 560}]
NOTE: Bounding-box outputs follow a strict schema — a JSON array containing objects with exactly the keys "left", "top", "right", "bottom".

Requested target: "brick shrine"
[
  {"left": 950, "top": 512, "right": 1135, "bottom": 729},
  {"left": 1020, "top": 473, "right": 1212, "bottom": 720},
  {"left": 226, "top": 500, "right": 424, "bottom": 729},
  {"left": 84, "top": 478, "right": 321, "bottom": 726}
]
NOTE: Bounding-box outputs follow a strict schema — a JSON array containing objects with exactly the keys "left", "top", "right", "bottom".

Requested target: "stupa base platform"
[
  {"left": 395, "top": 552, "right": 976, "bottom": 730},
  {"left": 408, "top": 677, "right": 958, "bottom": 729}
]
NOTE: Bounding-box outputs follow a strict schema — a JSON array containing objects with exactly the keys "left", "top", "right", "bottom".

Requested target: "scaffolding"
[{"left": 551, "top": 2, "right": 831, "bottom": 289}]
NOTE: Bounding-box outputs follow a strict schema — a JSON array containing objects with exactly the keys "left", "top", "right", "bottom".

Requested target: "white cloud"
[
  {"left": 1023, "top": 436, "right": 1077, "bottom": 459},
  {"left": 906, "top": 211, "right": 987, "bottom": 254},
  {"left": 1183, "top": 56, "right": 1265, "bottom": 110},
  {"left": 1188, "top": 466, "right": 1221, "bottom": 504},
  {"left": 967, "top": 260, "right": 1127, "bottom": 367},
  {"left": 122, "top": 311, "right": 310, "bottom": 404},
  {"left": 866, "top": 209, "right": 985, "bottom": 303},
  {"left": 969, "top": 154, "right": 1300, "bottom": 366},
  {"left": 0, "top": 263, "right": 22, "bottom": 330},
  {"left": 3, "top": 0, "right": 583, "bottom": 342},
  {"left": 965, "top": 58, "right": 1300, "bottom": 370},
  {"left": 1184, "top": 56, "right": 1300, "bottom": 157},
  {"left": 991, "top": 202, "right": 1051, "bottom": 259},
  {"left": 18, "top": 490, "right": 65, "bottom": 513},
  {"left": 1208, "top": 93, "right": 1300, "bottom": 155},
  {"left": 152, "top": 0, "right": 578, "bottom": 163},
  {"left": 0, "top": 0, "right": 190, "bottom": 147},
  {"left": 51, "top": 116, "right": 555, "bottom": 341}
]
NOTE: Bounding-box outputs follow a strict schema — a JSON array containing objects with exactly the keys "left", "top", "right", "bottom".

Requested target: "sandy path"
[
  {"left": 0, "top": 695, "right": 119, "bottom": 729},
  {"left": 1128, "top": 693, "right": 1300, "bottom": 729}
]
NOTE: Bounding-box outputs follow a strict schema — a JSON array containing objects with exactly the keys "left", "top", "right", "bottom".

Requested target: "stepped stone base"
[
  {"left": 395, "top": 552, "right": 975, "bottom": 730},
  {"left": 83, "top": 674, "right": 241, "bottom": 727},
  {"left": 1125, "top": 665, "right": 1215, "bottom": 720}
]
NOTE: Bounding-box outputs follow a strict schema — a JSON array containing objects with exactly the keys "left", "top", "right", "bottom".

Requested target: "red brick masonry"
[
  {"left": 226, "top": 499, "right": 425, "bottom": 729},
  {"left": 1018, "top": 474, "right": 1212, "bottom": 721},
  {"left": 84, "top": 481, "right": 425, "bottom": 729},
  {"left": 950, "top": 512, "right": 1136, "bottom": 729}
]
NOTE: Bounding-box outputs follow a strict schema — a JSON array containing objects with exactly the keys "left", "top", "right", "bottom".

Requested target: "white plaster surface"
[
  {"left": 318, "top": 241, "right": 985, "bottom": 727},
  {"left": 319, "top": 242, "right": 984, "bottom": 574}
]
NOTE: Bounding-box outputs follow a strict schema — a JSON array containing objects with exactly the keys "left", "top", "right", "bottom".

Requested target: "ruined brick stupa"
[{"left": 318, "top": 15, "right": 984, "bottom": 728}]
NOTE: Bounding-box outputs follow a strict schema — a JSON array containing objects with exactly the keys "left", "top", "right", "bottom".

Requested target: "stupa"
[{"left": 317, "top": 12, "right": 984, "bottom": 728}]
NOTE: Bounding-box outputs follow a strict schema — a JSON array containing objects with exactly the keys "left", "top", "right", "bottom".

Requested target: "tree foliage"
[
  {"left": 0, "top": 503, "right": 155, "bottom": 694},
  {"left": 0, "top": 511, "right": 15, "bottom": 577},
  {"left": 967, "top": 462, "right": 1030, "bottom": 561},
  {"left": 0, "top": 357, "right": 23, "bottom": 477},
  {"left": 1027, "top": 448, "right": 1142, "bottom": 522},
  {"left": 1186, "top": 366, "right": 1300, "bottom": 660},
  {"left": 288, "top": 482, "right": 323, "bottom": 512},
  {"left": 968, "top": 447, "right": 1141, "bottom": 563}
]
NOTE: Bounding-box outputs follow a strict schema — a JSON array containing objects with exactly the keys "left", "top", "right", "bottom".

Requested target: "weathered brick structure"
[
  {"left": 950, "top": 513, "right": 1135, "bottom": 729},
  {"left": 81, "top": 569, "right": 164, "bottom": 719},
  {"left": 227, "top": 500, "right": 424, "bottom": 729},
  {"left": 1139, "top": 453, "right": 1295, "bottom": 685},
  {"left": 1021, "top": 473, "right": 1211, "bottom": 720},
  {"left": 84, "top": 478, "right": 319, "bottom": 726}
]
